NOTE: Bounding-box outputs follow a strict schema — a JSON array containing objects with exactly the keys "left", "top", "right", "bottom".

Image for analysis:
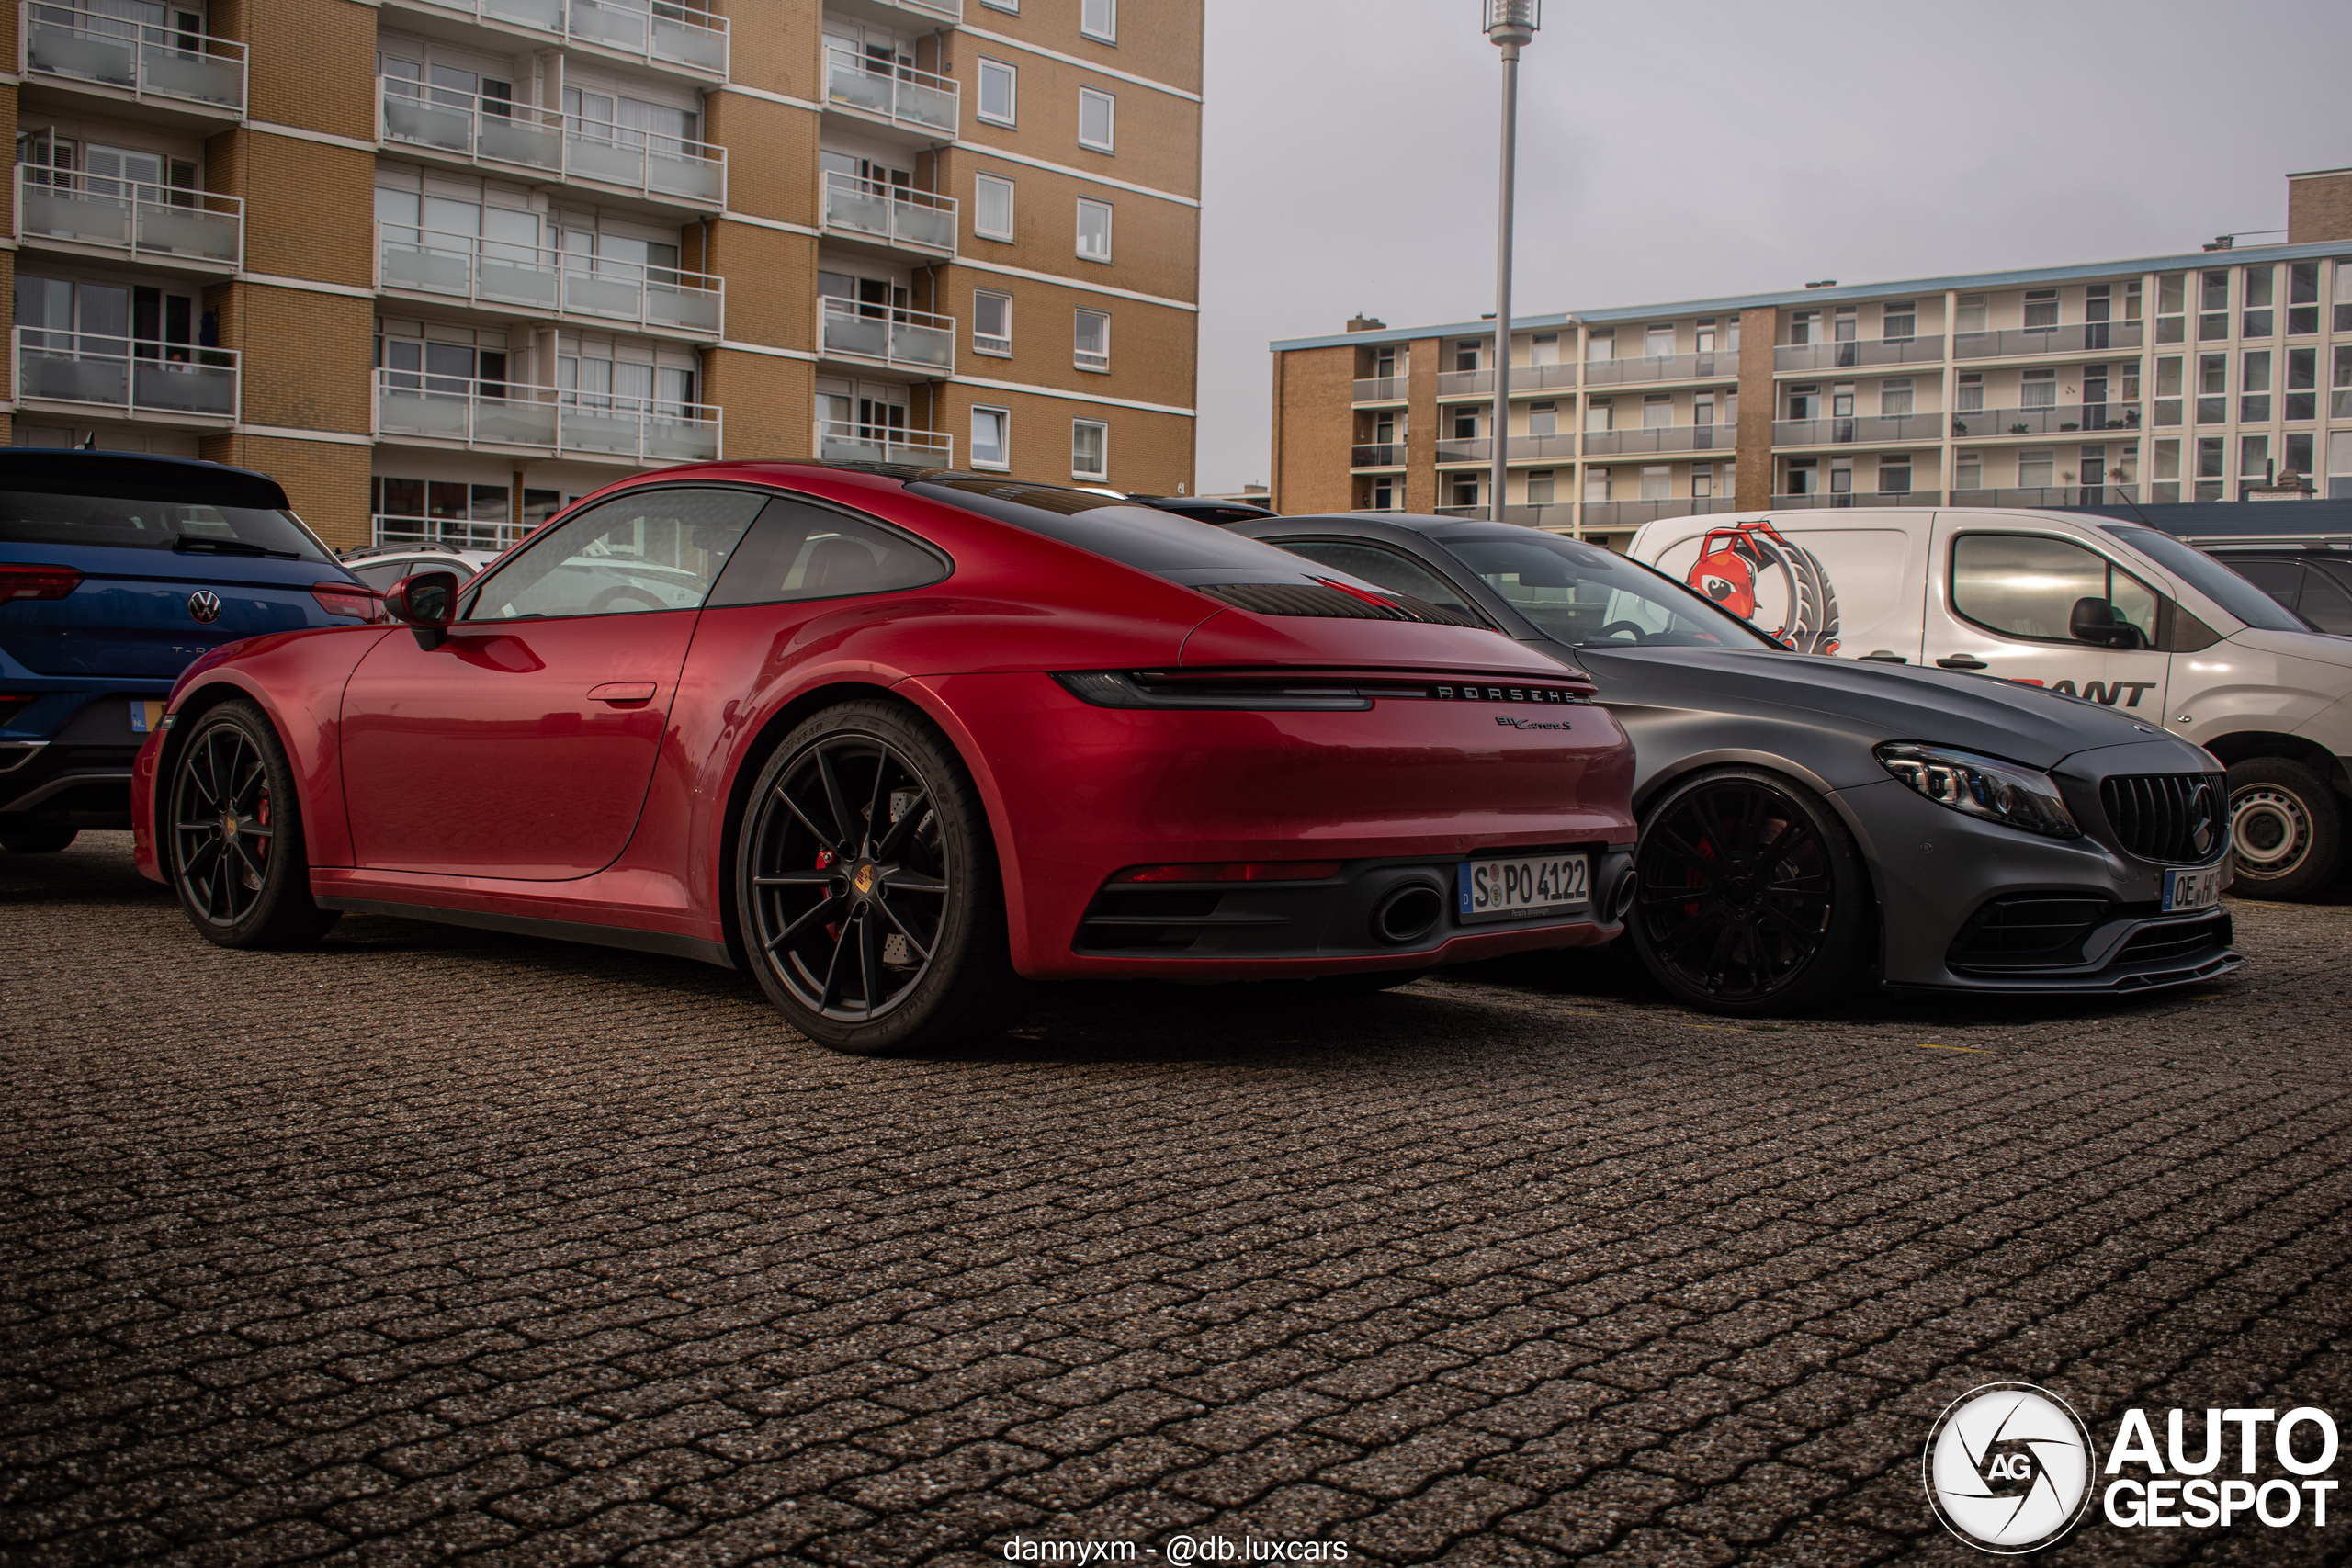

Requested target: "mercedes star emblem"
[{"left": 187, "top": 591, "right": 223, "bottom": 625}]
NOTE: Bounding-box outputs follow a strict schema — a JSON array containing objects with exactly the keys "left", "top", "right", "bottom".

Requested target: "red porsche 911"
[{"left": 131, "top": 463, "right": 1636, "bottom": 1053}]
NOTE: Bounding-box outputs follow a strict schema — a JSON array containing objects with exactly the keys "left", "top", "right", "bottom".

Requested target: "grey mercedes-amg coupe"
[{"left": 1235, "top": 513, "right": 2242, "bottom": 1016}]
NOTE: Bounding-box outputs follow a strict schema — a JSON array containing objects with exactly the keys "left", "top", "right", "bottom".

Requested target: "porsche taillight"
[{"left": 0, "top": 564, "right": 83, "bottom": 604}]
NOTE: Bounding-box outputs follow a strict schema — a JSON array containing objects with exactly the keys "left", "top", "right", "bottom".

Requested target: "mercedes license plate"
[
  {"left": 2162, "top": 863, "right": 2222, "bottom": 912},
  {"left": 1458, "top": 853, "right": 1589, "bottom": 921}
]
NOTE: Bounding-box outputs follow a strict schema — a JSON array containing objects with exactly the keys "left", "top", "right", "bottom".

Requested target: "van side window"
[{"left": 1951, "top": 534, "right": 2159, "bottom": 645}]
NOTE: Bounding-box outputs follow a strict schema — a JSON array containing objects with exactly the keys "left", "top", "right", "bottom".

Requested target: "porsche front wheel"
[
  {"left": 738, "top": 701, "right": 1027, "bottom": 1055},
  {"left": 167, "top": 700, "right": 340, "bottom": 949}
]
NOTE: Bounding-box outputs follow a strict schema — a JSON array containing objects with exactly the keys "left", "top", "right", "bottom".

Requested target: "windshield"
[
  {"left": 1435, "top": 530, "right": 1781, "bottom": 650},
  {"left": 0, "top": 489, "right": 333, "bottom": 562},
  {"left": 2103, "top": 525, "right": 2308, "bottom": 633}
]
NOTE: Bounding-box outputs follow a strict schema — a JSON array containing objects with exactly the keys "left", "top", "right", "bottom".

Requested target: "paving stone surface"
[{"left": 3, "top": 834, "right": 2348, "bottom": 1566}]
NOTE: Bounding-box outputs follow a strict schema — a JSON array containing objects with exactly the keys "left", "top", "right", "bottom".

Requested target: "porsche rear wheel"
[
  {"left": 738, "top": 700, "right": 1027, "bottom": 1055},
  {"left": 167, "top": 700, "right": 340, "bottom": 949},
  {"left": 1631, "top": 767, "right": 1869, "bottom": 1016}
]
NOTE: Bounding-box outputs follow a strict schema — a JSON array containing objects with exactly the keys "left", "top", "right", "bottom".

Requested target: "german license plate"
[
  {"left": 1458, "top": 853, "right": 1589, "bottom": 921},
  {"left": 2163, "top": 863, "right": 2222, "bottom": 912}
]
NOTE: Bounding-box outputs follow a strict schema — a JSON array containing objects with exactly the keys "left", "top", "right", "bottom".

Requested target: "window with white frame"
[
  {"left": 973, "top": 174, "right": 1013, "bottom": 241},
  {"left": 971, "top": 405, "right": 1010, "bottom": 468},
  {"left": 1526, "top": 469, "right": 1555, "bottom": 505},
  {"left": 1641, "top": 394, "right": 1671, "bottom": 429},
  {"left": 1526, "top": 400, "right": 1557, "bottom": 436},
  {"left": 1076, "top": 197, "right": 1112, "bottom": 261},
  {"left": 973, "top": 290, "right": 1011, "bottom": 355},
  {"left": 980, "top": 0, "right": 1014, "bottom": 10},
  {"left": 1074, "top": 309, "right": 1108, "bottom": 371},
  {"left": 1956, "top": 372, "right": 1984, "bottom": 412},
  {"left": 1529, "top": 333, "right": 1559, "bottom": 366},
  {"left": 1584, "top": 397, "right": 1611, "bottom": 433},
  {"left": 1644, "top": 323, "right": 1673, "bottom": 358},
  {"left": 1072, "top": 419, "right": 1107, "bottom": 479},
  {"left": 2020, "top": 367, "right": 2056, "bottom": 409},
  {"left": 1638, "top": 465, "right": 1670, "bottom": 501},
  {"left": 1584, "top": 329, "right": 1613, "bottom": 362},
  {"left": 2018, "top": 447, "right": 2055, "bottom": 489},
  {"left": 978, "top": 59, "right": 1016, "bottom": 125},
  {"left": 1078, "top": 88, "right": 1114, "bottom": 152},
  {"left": 1584, "top": 468, "right": 1610, "bottom": 502},
  {"left": 1880, "top": 378, "right": 1914, "bottom": 417},
  {"left": 1955, "top": 452, "right": 1983, "bottom": 492},
  {"left": 1882, "top": 301, "right": 1917, "bottom": 342},
  {"left": 1955, "top": 293, "right": 1988, "bottom": 336},
  {"left": 1080, "top": 0, "right": 1115, "bottom": 43},
  {"left": 2023, "top": 288, "right": 2058, "bottom": 333},
  {"left": 1878, "top": 453, "right": 1913, "bottom": 493}
]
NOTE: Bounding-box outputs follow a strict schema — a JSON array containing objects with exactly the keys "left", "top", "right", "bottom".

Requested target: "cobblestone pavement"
[{"left": 3, "top": 834, "right": 2349, "bottom": 1568}]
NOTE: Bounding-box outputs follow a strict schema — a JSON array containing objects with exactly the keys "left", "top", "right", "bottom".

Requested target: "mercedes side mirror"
[{"left": 385, "top": 570, "right": 458, "bottom": 650}]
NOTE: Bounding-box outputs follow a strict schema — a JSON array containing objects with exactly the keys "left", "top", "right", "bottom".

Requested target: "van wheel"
[
  {"left": 2227, "top": 758, "right": 2343, "bottom": 901},
  {"left": 1631, "top": 767, "right": 1871, "bottom": 1016},
  {"left": 737, "top": 700, "right": 1029, "bottom": 1055},
  {"left": 168, "top": 700, "right": 340, "bottom": 949}
]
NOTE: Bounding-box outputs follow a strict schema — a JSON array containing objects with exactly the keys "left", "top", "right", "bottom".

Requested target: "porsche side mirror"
[
  {"left": 385, "top": 570, "right": 459, "bottom": 650},
  {"left": 2069, "top": 596, "right": 2130, "bottom": 648}
]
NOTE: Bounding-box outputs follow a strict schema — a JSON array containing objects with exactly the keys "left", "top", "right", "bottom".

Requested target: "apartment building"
[
  {"left": 5, "top": 0, "right": 1202, "bottom": 548},
  {"left": 1270, "top": 168, "right": 2352, "bottom": 547}
]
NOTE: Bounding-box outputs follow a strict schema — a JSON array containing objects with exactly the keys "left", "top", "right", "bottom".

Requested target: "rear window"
[
  {"left": 2105, "top": 525, "right": 2306, "bottom": 632},
  {"left": 908, "top": 478, "right": 1325, "bottom": 585},
  {"left": 0, "top": 489, "right": 332, "bottom": 562}
]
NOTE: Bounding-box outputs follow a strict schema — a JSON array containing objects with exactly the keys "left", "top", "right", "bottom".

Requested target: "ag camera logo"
[{"left": 1923, "top": 1382, "right": 2096, "bottom": 1553}]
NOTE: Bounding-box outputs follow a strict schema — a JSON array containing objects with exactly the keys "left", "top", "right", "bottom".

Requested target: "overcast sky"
[{"left": 1193, "top": 0, "right": 2352, "bottom": 494}]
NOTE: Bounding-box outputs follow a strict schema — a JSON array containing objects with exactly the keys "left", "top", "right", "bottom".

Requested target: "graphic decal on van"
[
  {"left": 1685, "top": 521, "right": 1842, "bottom": 656},
  {"left": 2008, "top": 678, "right": 2156, "bottom": 708}
]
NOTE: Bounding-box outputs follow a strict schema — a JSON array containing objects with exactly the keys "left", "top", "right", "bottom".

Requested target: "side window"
[
  {"left": 1951, "top": 533, "right": 2160, "bottom": 645},
  {"left": 2222, "top": 556, "right": 2301, "bottom": 608},
  {"left": 467, "top": 488, "right": 765, "bottom": 621},
  {"left": 707, "top": 496, "right": 950, "bottom": 607},
  {"left": 2298, "top": 565, "right": 2352, "bottom": 636},
  {"left": 1275, "top": 538, "right": 1487, "bottom": 625},
  {"left": 349, "top": 561, "right": 409, "bottom": 590}
]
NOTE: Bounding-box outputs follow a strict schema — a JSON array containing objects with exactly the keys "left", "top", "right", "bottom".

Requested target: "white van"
[{"left": 1626, "top": 507, "right": 2352, "bottom": 898}]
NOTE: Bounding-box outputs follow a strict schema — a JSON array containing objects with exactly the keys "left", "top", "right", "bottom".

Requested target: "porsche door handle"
[
  {"left": 1935, "top": 654, "right": 1989, "bottom": 671},
  {"left": 588, "top": 682, "right": 659, "bottom": 705}
]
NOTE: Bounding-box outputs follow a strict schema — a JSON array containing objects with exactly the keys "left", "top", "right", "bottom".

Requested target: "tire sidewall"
[
  {"left": 2227, "top": 758, "right": 2343, "bottom": 901},
  {"left": 735, "top": 701, "right": 996, "bottom": 1054},
  {"left": 1631, "top": 764, "right": 1871, "bottom": 1015},
  {"left": 169, "top": 700, "right": 314, "bottom": 945}
]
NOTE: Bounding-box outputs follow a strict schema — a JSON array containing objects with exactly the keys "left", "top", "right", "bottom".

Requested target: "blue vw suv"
[{"left": 0, "top": 450, "right": 378, "bottom": 852}]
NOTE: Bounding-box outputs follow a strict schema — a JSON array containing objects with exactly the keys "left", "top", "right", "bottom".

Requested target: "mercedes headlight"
[{"left": 1875, "top": 743, "right": 2081, "bottom": 839}]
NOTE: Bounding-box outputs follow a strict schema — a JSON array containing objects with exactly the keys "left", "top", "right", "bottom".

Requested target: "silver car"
[{"left": 1235, "top": 513, "right": 2243, "bottom": 1015}]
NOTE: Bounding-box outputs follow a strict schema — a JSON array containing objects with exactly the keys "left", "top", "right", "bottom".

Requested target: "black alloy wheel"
[
  {"left": 739, "top": 701, "right": 1025, "bottom": 1054},
  {"left": 1631, "top": 767, "right": 1869, "bottom": 1015},
  {"left": 167, "top": 700, "right": 339, "bottom": 949}
]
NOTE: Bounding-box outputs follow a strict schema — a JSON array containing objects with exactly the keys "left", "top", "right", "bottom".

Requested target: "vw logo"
[
  {"left": 1923, "top": 1382, "right": 2096, "bottom": 1553},
  {"left": 187, "top": 591, "right": 223, "bottom": 625},
  {"left": 2188, "top": 783, "right": 2217, "bottom": 857}
]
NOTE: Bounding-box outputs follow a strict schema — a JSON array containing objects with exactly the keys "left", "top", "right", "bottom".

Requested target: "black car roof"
[{"left": 0, "top": 448, "right": 291, "bottom": 510}]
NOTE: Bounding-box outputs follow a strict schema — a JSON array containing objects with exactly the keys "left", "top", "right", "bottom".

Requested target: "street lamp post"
[{"left": 1485, "top": 0, "right": 1537, "bottom": 524}]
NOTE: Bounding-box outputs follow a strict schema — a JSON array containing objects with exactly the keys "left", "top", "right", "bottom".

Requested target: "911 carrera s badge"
[{"left": 187, "top": 591, "right": 223, "bottom": 624}]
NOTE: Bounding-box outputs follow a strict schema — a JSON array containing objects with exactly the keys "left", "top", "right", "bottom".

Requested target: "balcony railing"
[
  {"left": 1772, "top": 412, "right": 1947, "bottom": 446},
  {"left": 1773, "top": 337, "right": 1946, "bottom": 373},
  {"left": 15, "top": 326, "right": 238, "bottom": 421},
  {"left": 1440, "top": 432, "right": 1577, "bottom": 462},
  {"left": 379, "top": 79, "right": 726, "bottom": 209},
  {"left": 1351, "top": 375, "right": 1406, "bottom": 402},
  {"left": 23, "top": 1, "right": 246, "bottom": 115},
  {"left": 372, "top": 513, "right": 534, "bottom": 551},
  {"left": 816, "top": 421, "right": 953, "bottom": 467},
  {"left": 1768, "top": 491, "right": 1942, "bottom": 510},
  {"left": 378, "top": 224, "right": 723, "bottom": 337},
  {"left": 1584, "top": 423, "right": 1736, "bottom": 457},
  {"left": 824, "top": 48, "right": 959, "bottom": 138},
  {"left": 1952, "top": 321, "right": 2146, "bottom": 360},
  {"left": 1350, "top": 443, "right": 1406, "bottom": 468},
  {"left": 820, "top": 171, "right": 957, "bottom": 256},
  {"left": 875, "top": 0, "right": 962, "bottom": 20},
  {"left": 375, "top": 368, "right": 720, "bottom": 463},
  {"left": 1583, "top": 350, "right": 1736, "bottom": 386},
  {"left": 818, "top": 296, "right": 955, "bottom": 376},
  {"left": 1509, "top": 361, "right": 1579, "bottom": 390},
  {"left": 1947, "top": 404, "right": 2143, "bottom": 438},
  {"left": 1434, "top": 435, "right": 1490, "bottom": 464},
  {"left": 1436, "top": 368, "right": 1491, "bottom": 398},
  {"left": 402, "top": 0, "right": 728, "bottom": 78},
  {"left": 15, "top": 164, "right": 241, "bottom": 268},
  {"left": 1578, "top": 496, "right": 1745, "bottom": 527},
  {"left": 1951, "top": 486, "right": 2140, "bottom": 509}
]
